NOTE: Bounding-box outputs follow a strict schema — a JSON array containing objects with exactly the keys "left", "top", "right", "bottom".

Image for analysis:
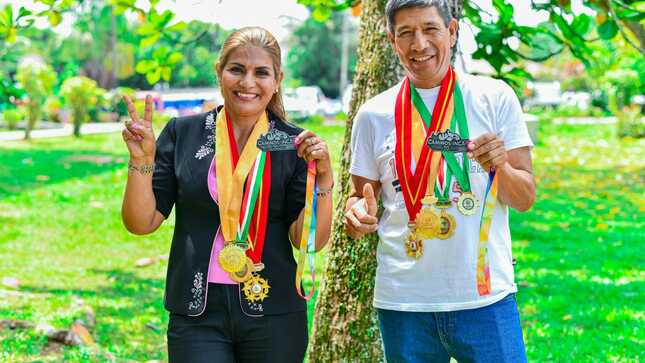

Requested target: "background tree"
[
  {"left": 286, "top": 11, "right": 358, "bottom": 98},
  {"left": 60, "top": 76, "right": 104, "bottom": 137},
  {"left": 14, "top": 59, "right": 57, "bottom": 139},
  {"left": 308, "top": 0, "right": 400, "bottom": 360}
]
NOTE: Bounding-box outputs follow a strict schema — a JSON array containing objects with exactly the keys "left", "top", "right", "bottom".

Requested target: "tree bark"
[
  {"left": 308, "top": 1, "right": 399, "bottom": 362},
  {"left": 309, "top": 1, "right": 463, "bottom": 361}
]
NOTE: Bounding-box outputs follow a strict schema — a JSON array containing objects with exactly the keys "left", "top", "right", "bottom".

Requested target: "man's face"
[{"left": 388, "top": 6, "right": 457, "bottom": 88}]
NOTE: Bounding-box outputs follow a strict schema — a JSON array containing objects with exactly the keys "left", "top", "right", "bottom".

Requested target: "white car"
[{"left": 284, "top": 86, "right": 326, "bottom": 120}]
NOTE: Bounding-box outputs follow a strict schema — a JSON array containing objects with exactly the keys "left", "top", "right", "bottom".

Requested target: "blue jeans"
[{"left": 377, "top": 293, "right": 527, "bottom": 363}]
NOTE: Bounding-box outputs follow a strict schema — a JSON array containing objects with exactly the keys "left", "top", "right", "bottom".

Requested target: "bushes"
[
  {"left": 2, "top": 108, "right": 24, "bottom": 130},
  {"left": 14, "top": 60, "right": 57, "bottom": 139},
  {"left": 616, "top": 106, "right": 645, "bottom": 138},
  {"left": 60, "top": 77, "right": 102, "bottom": 137}
]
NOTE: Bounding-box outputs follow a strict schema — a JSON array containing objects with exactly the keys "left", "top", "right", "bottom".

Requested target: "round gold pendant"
[
  {"left": 415, "top": 207, "right": 440, "bottom": 240},
  {"left": 405, "top": 234, "right": 424, "bottom": 259},
  {"left": 229, "top": 257, "right": 254, "bottom": 283},
  {"left": 243, "top": 274, "right": 270, "bottom": 303},
  {"left": 218, "top": 244, "right": 247, "bottom": 273},
  {"left": 437, "top": 210, "right": 456, "bottom": 240},
  {"left": 457, "top": 192, "right": 479, "bottom": 216}
]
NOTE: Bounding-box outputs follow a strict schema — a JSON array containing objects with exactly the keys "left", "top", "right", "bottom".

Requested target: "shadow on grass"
[
  {"left": 3, "top": 268, "right": 167, "bottom": 360},
  {"left": 0, "top": 149, "right": 126, "bottom": 199}
]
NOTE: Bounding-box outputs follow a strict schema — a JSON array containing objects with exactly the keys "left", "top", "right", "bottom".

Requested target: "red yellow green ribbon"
[
  {"left": 395, "top": 67, "right": 455, "bottom": 221},
  {"left": 216, "top": 109, "right": 270, "bottom": 260}
]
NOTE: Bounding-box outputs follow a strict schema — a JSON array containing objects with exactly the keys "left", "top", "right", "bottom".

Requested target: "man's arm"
[{"left": 468, "top": 134, "right": 536, "bottom": 212}]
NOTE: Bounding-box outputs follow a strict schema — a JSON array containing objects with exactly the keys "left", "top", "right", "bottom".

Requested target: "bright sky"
[{"left": 2, "top": 0, "right": 595, "bottom": 73}]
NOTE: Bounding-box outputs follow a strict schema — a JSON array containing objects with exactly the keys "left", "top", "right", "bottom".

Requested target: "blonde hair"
[{"left": 216, "top": 27, "right": 287, "bottom": 121}]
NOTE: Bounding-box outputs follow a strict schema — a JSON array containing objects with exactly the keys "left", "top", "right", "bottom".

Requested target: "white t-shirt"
[{"left": 349, "top": 72, "right": 533, "bottom": 312}]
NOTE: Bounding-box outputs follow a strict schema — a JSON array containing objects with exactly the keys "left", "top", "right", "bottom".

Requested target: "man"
[{"left": 345, "top": 0, "right": 536, "bottom": 362}]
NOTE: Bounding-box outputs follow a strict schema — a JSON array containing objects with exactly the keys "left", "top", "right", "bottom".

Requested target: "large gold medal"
[
  {"left": 218, "top": 243, "right": 247, "bottom": 273},
  {"left": 229, "top": 257, "right": 254, "bottom": 283},
  {"left": 243, "top": 274, "right": 270, "bottom": 303},
  {"left": 457, "top": 192, "right": 479, "bottom": 216},
  {"left": 415, "top": 207, "right": 440, "bottom": 240},
  {"left": 437, "top": 210, "right": 456, "bottom": 240}
]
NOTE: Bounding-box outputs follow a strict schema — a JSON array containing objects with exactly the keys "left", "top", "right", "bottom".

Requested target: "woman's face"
[{"left": 220, "top": 45, "right": 282, "bottom": 120}]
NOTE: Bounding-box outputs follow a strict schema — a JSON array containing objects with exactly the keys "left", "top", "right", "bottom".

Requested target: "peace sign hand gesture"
[{"left": 122, "top": 95, "right": 156, "bottom": 163}]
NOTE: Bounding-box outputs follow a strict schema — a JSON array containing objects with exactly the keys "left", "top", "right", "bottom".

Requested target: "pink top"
[{"left": 207, "top": 157, "right": 236, "bottom": 284}]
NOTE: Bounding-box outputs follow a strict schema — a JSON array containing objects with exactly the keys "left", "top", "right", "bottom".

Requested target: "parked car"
[{"left": 284, "top": 86, "right": 326, "bottom": 120}]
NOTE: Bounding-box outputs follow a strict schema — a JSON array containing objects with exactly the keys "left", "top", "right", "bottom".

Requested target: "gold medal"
[
  {"left": 405, "top": 234, "right": 424, "bottom": 259},
  {"left": 457, "top": 192, "right": 479, "bottom": 216},
  {"left": 229, "top": 257, "right": 254, "bottom": 283},
  {"left": 218, "top": 243, "right": 247, "bottom": 273},
  {"left": 437, "top": 210, "right": 456, "bottom": 240},
  {"left": 415, "top": 207, "right": 440, "bottom": 240},
  {"left": 243, "top": 274, "right": 270, "bottom": 303}
]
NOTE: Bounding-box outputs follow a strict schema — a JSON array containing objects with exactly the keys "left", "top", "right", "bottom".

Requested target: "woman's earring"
[{"left": 274, "top": 89, "right": 278, "bottom": 94}]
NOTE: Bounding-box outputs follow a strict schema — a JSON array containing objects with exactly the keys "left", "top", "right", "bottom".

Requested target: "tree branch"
[{"left": 607, "top": 0, "right": 645, "bottom": 55}]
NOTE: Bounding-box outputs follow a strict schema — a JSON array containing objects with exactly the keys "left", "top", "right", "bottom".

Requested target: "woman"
[{"left": 121, "top": 27, "right": 333, "bottom": 363}]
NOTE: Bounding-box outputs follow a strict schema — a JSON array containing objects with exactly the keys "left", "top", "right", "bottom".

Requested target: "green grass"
[{"left": 0, "top": 120, "right": 643, "bottom": 362}]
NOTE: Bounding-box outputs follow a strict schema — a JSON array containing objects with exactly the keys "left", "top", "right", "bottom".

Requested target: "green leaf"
[
  {"left": 616, "top": 8, "right": 645, "bottom": 22},
  {"left": 550, "top": 12, "right": 573, "bottom": 39},
  {"left": 156, "top": 10, "right": 174, "bottom": 27},
  {"left": 161, "top": 67, "right": 172, "bottom": 81},
  {"left": 18, "top": 7, "right": 32, "bottom": 19},
  {"left": 597, "top": 19, "right": 618, "bottom": 40},
  {"left": 166, "top": 52, "right": 183, "bottom": 65},
  {"left": 146, "top": 68, "right": 162, "bottom": 84},
  {"left": 152, "top": 46, "right": 169, "bottom": 60},
  {"left": 508, "top": 66, "right": 532, "bottom": 80},
  {"left": 6, "top": 27, "right": 16, "bottom": 43},
  {"left": 571, "top": 14, "right": 592, "bottom": 36},
  {"left": 632, "top": 1, "right": 645, "bottom": 11},
  {"left": 311, "top": 6, "right": 332, "bottom": 22},
  {"left": 140, "top": 34, "right": 160, "bottom": 48},
  {"left": 0, "top": 6, "right": 13, "bottom": 28},
  {"left": 166, "top": 21, "right": 186, "bottom": 32},
  {"left": 135, "top": 60, "right": 155, "bottom": 73},
  {"left": 137, "top": 21, "right": 157, "bottom": 36},
  {"left": 48, "top": 10, "right": 62, "bottom": 27},
  {"left": 492, "top": 0, "right": 514, "bottom": 24},
  {"left": 38, "top": 0, "right": 56, "bottom": 6},
  {"left": 475, "top": 24, "right": 503, "bottom": 44}
]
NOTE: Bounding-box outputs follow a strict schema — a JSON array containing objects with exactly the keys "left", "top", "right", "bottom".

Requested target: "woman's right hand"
[{"left": 122, "top": 95, "right": 156, "bottom": 163}]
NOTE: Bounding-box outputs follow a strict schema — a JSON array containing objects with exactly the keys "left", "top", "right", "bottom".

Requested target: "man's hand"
[
  {"left": 467, "top": 133, "right": 507, "bottom": 172},
  {"left": 344, "top": 183, "right": 378, "bottom": 239}
]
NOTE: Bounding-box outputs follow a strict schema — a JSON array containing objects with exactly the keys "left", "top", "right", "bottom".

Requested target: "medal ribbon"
[
  {"left": 442, "top": 83, "right": 472, "bottom": 194},
  {"left": 215, "top": 109, "right": 269, "bottom": 245},
  {"left": 476, "top": 171, "right": 498, "bottom": 295},
  {"left": 395, "top": 67, "right": 456, "bottom": 220},
  {"left": 410, "top": 70, "right": 455, "bottom": 204},
  {"left": 236, "top": 151, "right": 272, "bottom": 262},
  {"left": 295, "top": 161, "right": 317, "bottom": 300}
]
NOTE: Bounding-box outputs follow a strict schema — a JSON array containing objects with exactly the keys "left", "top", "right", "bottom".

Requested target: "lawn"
[{"left": 0, "top": 119, "right": 642, "bottom": 362}]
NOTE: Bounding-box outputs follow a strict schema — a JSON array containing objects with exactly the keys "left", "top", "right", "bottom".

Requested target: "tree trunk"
[
  {"left": 308, "top": 1, "right": 399, "bottom": 362},
  {"left": 309, "top": 1, "right": 463, "bottom": 361},
  {"left": 24, "top": 102, "right": 38, "bottom": 140},
  {"left": 73, "top": 109, "right": 83, "bottom": 137}
]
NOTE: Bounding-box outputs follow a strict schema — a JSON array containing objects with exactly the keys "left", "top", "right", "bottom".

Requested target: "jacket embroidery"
[{"left": 194, "top": 111, "right": 216, "bottom": 159}]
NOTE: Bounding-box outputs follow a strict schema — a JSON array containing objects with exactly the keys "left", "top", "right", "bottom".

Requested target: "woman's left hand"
[{"left": 295, "top": 130, "right": 332, "bottom": 178}]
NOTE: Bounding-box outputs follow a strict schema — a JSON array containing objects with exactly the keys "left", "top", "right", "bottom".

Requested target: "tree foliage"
[
  {"left": 286, "top": 11, "right": 358, "bottom": 98},
  {"left": 15, "top": 59, "right": 57, "bottom": 139}
]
